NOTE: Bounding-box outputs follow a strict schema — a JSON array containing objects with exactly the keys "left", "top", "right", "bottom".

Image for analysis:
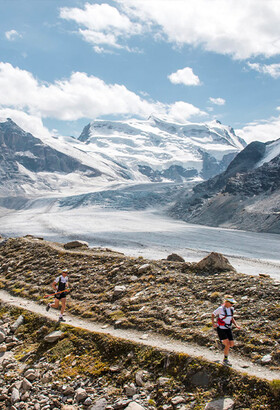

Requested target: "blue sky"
[{"left": 1, "top": 0, "right": 280, "bottom": 143}]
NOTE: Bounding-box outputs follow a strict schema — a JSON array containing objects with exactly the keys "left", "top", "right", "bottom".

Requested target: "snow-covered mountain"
[
  {"left": 79, "top": 115, "right": 246, "bottom": 183},
  {"left": 170, "top": 138, "right": 280, "bottom": 233},
  {"left": 0, "top": 116, "right": 246, "bottom": 198}
]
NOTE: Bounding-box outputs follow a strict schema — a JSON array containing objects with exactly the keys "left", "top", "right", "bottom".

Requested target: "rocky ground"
[
  {"left": 0, "top": 303, "right": 280, "bottom": 409},
  {"left": 0, "top": 237, "right": 280, "bottom": 410},
  {"left": 0, "top": 236, "right": 279, "bottom": 371}
]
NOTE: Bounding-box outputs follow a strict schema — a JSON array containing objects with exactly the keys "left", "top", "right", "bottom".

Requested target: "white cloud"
[
  {"left": 168, "top": 67, "right": 201, "bottom": 86},
  {"left": 237, "top": 115, "right": 280, "bottom": 144},
  {"left": 247, "top": 62, "right": 280, "bottom": 79},
  {"left": 117, "top": 0, "right": 280, "bottom": 59},
  {"left": 164, "top": 101, "right": 207, "bottom": 123},
  {"left": 5, "top": 29, "right": 22, "bottom": 41},
  {"left": 209, "top": 97, "right": 226, "bottom": 106},
  {"left": 0, "top": 108, "right": 51, "bottom": 138},
  {"left": 60, "top": 3, "right": 142, "bottom": 52},
  {"left": 0, "top": 62, "right": 205, "bottom": 124}
]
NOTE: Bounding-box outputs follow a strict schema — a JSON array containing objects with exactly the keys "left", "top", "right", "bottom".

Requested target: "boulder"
[
  {"left": 135, "top": 370, "right": 146, "bottom": 387},
  {"left": 113, "top": 285, "right": 127, "bottom": 298},
  {"left": 191, "top": 371, "right": 210, "bottom": 387},
  {"left": 124, "top": 402, "right": 146, "bottom": 410},
  {"left": 21, "top": 378, "right": 32, "bottom": 391},
  {"left": 261, "top": 354, "right": 272, "bottom": 363},
  {"left": 171, "top": 396, "right": 186, "bottom": 405},
  {"left": 0, "top": 343, "right": 7, "bottom": 352},
  {"left": 75, "top": 387, "right": 88, "bottom": 402},
  {"left": 10, "top": 315, "right": 24, "bottom": 332},
  {"left": 24, "top": 369, "right": 38, "bottom": 381},
  {"left": 124, "top": 382, "right": 137, "bottom": 396},
  {"left": 167, "top": 253, "right": 185, "bottom": 262},
  {"left": 11, "top": 387, "right": 20, "bottom": 404},
  {"left": 89, "top": 398, "right": 107, "bottom": 410},
  {"left": 138, "top": 264, "right": 151, "bottom": 274},
  {"left": 204, "top": 397, "right": 235, "bottom": 410},
  {"left": 64, "top": 240, "right": 89, "bottom": 249},
  {"left": 194, "top": 252, "right": 236, "bottom": 273},
  {"left": 44, "top": 330, "right": 63, "bottom": 343},
  {"left": 0, "top": 330, "right": 6, "bottom": 343}
]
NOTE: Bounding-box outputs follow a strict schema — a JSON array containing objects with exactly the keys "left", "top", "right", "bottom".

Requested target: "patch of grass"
[{"left": 270, "top": 379, "right": 280, "bottom": 398}]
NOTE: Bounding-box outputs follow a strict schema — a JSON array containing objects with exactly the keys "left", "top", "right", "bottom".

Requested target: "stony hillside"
[
  {"left": 0, "top": 236, "right": 279, "bottom": 372},
  {"left": 170, "top": 141, "right": 280, "bottom": 233},
  {"left": 1, "top": 304, "right": 280, "bottom": 409}
]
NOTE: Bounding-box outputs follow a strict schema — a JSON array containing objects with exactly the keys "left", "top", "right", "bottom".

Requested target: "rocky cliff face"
[
  {"left": 169, "top": 140, "right": 280, "bottom": 233},
  {"left": 0, "top": 119, "right": 101, "bottom": 196}
]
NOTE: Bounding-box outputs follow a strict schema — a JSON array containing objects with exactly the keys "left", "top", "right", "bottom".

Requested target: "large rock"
[
  {"left": 89, "top": 398, "right": 107, "bottom": 410},
  {"left": 0, "top": 330, "right": 6, "bottom": 343},
  {"left": 191, "top": 370, "right": 210, "bottom": 387},
  {"left": 75, "top": 387, "right": 88, "bottom": 402},
  {"left": 64, "top": 240, "right": 89, "bottom": 249},
  {"left": 24, "top": 369, "right": 38, "bottom": 381},
  {"left": 113, "top": 285, "right": 127, "bottom": 298},
  {"left": 138, "top": 264, "right": 151, "bottom": 274},
  {"left": 194, "top": 252, "right": 235, "bottom": 273},
  {"left": 11, "top": 387, "right": 20, "bottom": 404},
  {"left": 205, "top": 397, "right": 235, "bottom": 410},
  {"left": 44, "top": 330, "right": 64, "bottom": 343},
  {"left": 124, "top": 402, "right": 146, "bottom": 410},
  {"left": 10, "top": 315, "right": 24, "bottom": 332},
  {"left": 167, "top": 253, "right": 185, "bottom": 262}
]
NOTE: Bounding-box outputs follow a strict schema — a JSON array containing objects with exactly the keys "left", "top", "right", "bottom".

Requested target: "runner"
[
  {"left": 212, "top": 295, "right": 241, "bottom": 366},
  {"left": 46, "top": 268, "right": 69, "bottom": 322}
]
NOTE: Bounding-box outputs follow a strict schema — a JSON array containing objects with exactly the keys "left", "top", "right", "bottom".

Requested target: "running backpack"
[{"left": 217, "top": 306, "right": 234, "bottom": 327}]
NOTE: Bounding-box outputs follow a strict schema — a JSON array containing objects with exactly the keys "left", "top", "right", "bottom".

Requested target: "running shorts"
[{"left": 217, "top": 327, "right": 234, "bottom": 341}]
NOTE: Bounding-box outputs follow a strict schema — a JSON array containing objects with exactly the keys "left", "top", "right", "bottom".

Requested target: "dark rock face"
[
  {"left": 138, "top": 165, "right": 198, "bottom": 182},
  {"left": 0, "top": 119, "right": 100, "bottom": 174},
  {"left": 169, "top": 140, "right": 280, "bottom": 233},
  {"left": 0, "top": 119, "right": 101, "bottom": 195}
]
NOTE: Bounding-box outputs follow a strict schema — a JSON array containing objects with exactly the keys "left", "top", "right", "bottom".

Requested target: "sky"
[{"left": 1, "top": 0, "right": 280, "bottom": 144}]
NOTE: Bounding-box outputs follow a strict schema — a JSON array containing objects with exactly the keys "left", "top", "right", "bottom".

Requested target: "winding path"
[{"left": 1, "top": 289, "right": 280, "bottom": 381}]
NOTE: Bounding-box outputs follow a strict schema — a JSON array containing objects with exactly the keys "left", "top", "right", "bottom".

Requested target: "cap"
[
  {"left": 62, "top": 268, "right": 68, "bottom": 273},
  {"left": 225, "top": 297, "right": 236, "bottom": 304}
]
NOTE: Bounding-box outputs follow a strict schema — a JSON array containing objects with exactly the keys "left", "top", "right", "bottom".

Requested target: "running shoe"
[{"left": 223, "top": 358, "right": 232, "bottom": 367}]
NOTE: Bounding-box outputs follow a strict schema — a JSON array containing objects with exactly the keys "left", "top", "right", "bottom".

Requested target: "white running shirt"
[{"left": 213, "top": 305, "right": 234, "bottom": 329}]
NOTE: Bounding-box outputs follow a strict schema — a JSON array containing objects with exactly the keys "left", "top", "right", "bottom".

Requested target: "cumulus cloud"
[
  {"left": 0, "top": 108, "right": 52, "bottom": 138},
  {"left": 209, "top": 97, "right": 226, "bottom": 106},
  {"left": 237, "top": 115, "right": 280, "bottom": 144},
  {"left": 117, "top": 0, "right": 280, "bottom": 59},
  {"left": 247, "top": 62, "right": 280, "bottom": 79},
  {"left": 5, "top": 29, "right": 22, "bottom": 41},
  {"left": 60, "top": 3, "right": 142, "bottom": 52},
  {"left": 168, "top": 67, "right": 201, "bottom": 86},
  {"left": 164, "top": 101, "right": 207, "bottom": 123},
  {"left": 0, "top": 62, "right": 205, "bottom": 124}
]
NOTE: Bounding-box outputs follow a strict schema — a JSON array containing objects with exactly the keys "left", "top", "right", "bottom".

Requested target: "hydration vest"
[
  {"left": 217, "top": 306, "right": 234, "bottom": 328},
  {"left": 57, "top": 276, "right": 66, "bottom": 292}
]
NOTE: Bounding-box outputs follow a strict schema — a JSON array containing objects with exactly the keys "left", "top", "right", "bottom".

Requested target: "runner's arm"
[
  {"left": 211, "top": 313, "right": 217, "bottom": 328},
  {"left": 52, "top": 280, "right": 58, "bottom": 291},
  {"left": 232, "top": 317, "right": 241, "bottom": 329}
]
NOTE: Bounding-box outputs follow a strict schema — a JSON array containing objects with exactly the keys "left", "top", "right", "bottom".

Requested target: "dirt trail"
[{"left": 1, "top": 289, "right": 280, "bottom": 382}]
